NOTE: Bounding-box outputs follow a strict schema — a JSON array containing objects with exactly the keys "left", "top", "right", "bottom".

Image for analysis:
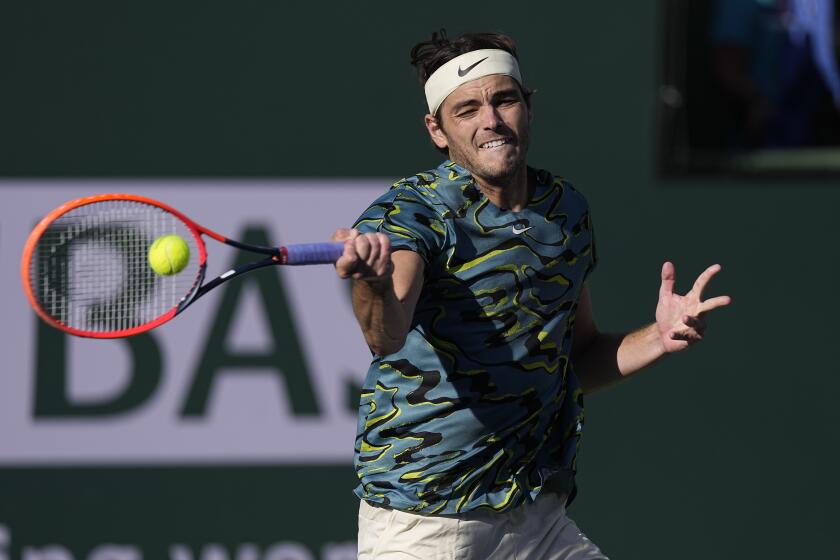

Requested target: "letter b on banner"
[{"left": 33, "top": 321, "right": 161, "bottom": 417}]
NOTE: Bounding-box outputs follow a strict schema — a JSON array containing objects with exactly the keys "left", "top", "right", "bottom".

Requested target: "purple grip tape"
[{"left": 284, "top": 242, "right": 345, "bottom": 265}]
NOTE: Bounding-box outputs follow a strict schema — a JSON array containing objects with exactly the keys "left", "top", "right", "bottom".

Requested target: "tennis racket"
[{"left": 21, "top": 193, "right": 345, "bottom": 338}]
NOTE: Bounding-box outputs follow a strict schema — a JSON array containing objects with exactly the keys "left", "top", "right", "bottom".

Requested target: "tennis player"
[{"left": 333, "top": 30, "right": 731, "bottom": 559}]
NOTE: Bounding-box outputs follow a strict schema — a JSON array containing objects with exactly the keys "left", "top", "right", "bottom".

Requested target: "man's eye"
[{"left": 456, "top": 109, "right": 477, "bottom": 118}]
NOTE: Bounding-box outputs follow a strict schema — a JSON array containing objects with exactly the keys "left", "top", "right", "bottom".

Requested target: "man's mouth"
[{"left": 479, "top": 138, "right": 513, "bottom": 149}]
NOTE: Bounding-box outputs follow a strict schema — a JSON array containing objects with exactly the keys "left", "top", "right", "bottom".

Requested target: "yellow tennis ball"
[{"left": 148, "top": 234, "right": 190, "bottom": 276}]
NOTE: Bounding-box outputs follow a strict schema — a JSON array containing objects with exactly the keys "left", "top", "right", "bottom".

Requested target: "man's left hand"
[{"left": 655, "top": 262, "right": 731, "bottom": 353}]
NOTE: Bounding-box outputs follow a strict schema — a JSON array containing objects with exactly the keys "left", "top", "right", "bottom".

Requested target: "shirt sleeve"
[{"left": 352, "top": 186, "right": 446, "bottom": 265}]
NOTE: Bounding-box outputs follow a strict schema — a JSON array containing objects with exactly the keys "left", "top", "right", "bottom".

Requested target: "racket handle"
[{"left": 283, "top": 242, "right": 345, "bottom": 265}]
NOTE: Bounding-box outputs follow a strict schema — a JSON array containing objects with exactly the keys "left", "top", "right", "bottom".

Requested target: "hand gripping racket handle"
[{"left": 283, "top": 242, "right": 345, "bottom": 265}]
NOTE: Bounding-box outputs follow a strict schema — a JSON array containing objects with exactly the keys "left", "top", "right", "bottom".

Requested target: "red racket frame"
[{"left": 24, "top": 193, "right": 250, "bottom": 338}]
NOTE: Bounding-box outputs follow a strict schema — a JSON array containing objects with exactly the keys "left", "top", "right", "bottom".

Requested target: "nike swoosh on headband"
[
  {"left": 458, "top": 57, "right": 489, "bottom": 77},
  {"left": 511, "top": 225, "right": 532, "bottom": 234}
]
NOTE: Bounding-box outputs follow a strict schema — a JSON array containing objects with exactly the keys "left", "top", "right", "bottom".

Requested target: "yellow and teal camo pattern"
[{"left": 352, "top": 160, "right": 596, "bottom": 515}]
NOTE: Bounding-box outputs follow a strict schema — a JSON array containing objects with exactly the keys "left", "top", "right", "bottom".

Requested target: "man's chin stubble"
[{"left": 479, "top": 155, "right": 526, "bottom": 182}]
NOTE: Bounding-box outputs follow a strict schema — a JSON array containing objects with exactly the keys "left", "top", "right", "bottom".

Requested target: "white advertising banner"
[{"left": 0, "top": 180, "right": 391, "bottom": 465}]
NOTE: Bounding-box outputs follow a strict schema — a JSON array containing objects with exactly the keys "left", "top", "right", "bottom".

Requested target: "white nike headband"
[{"left": 424, "top": 49, "right": 523, "bottom": 116}]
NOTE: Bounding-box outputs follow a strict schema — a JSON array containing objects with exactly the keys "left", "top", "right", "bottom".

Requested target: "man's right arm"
[{"left": 332, "top": 228, "right": 425, "bottom": 356}]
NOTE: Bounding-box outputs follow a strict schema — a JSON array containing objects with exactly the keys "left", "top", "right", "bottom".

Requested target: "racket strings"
[{"left": 30, "top": 200, "right": 201, "bottom": 333}]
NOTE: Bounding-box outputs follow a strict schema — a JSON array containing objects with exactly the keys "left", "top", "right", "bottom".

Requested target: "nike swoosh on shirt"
[
  {"left": 511, "top": 225, "right": 532, "bottom": 234},
  {"left": 458, "top": 57, "right": 489, "bottom": 77}
]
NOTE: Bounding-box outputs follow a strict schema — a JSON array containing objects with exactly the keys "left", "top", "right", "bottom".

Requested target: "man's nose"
[{"left": 478, "top": 104, "right": 503, "bottom": 129}]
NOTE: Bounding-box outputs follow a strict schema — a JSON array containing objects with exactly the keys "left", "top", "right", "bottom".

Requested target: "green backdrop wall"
[{"left": 2, "top": 1, "right": 838, "bottom": 558}]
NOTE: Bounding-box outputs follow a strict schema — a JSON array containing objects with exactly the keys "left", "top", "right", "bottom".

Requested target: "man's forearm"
[
  {"left": 352, "top": 277, "right": 411, "bottom": 356},
  {"left": 574, "top": 324, "right": 666, "bottom": 394}
]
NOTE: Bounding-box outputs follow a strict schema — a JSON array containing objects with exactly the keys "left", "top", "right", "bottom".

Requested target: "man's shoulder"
[
  {"left": 532, "top": 167, "right": 591, "bottom": 210},
  {"left": 388, "top": 161, "right": 473, "bottom": 214},
  {"left": 392, "top": 160, "right": 470, "bottom": 190}
]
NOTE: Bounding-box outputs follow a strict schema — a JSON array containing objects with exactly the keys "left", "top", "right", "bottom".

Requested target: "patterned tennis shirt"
[{"left": 352, "top": 160, "right": 596, "bottom": 515}]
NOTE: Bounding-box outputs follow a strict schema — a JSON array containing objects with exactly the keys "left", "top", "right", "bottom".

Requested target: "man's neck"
[{"left": 472, "top": 165, "right": 531, "bottom": 212}]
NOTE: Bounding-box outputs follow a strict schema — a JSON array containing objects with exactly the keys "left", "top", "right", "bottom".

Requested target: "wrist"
[
  {"left": 358, "top": 260, "right": 393, "bottom": 283},
  {"left": 355, "top": 273, "right": 394, "bottom": 294},
  {"left": 648, "top": 322, "right": 670, "bottom": 357}
]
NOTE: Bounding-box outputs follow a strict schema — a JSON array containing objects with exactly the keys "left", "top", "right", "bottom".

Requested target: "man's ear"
[
  {"left": 526, "top": 89, "right": 536, "bottom": 123},
  {"left": 424, "top": 114, "right": 448, "bottom": 150}
]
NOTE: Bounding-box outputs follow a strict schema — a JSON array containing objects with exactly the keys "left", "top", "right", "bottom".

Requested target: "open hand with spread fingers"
[{"left": 655, "top": 262, "right": 731, "bottom": 353}]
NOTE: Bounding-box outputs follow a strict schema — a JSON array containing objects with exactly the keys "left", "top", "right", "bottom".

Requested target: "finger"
[
  {"left": 374, "top": 233, "right": 392, "bottom": 276},
  {"left": 354, "top": 234, "right": 372, "bottom": 262},
  {"left": 330, "top": 227, "right": 355, "bottom": 242},
  {"left": 666, "top": 336, "right": 690, "bottom": 351},
  {"left": 670, "top": 330, "right": 704, "bottom": 343},
  {"left": 377, "top": 232, "right": 391, "bottom": 254},
  {"left": 691, "top": 264, "right": 722, "bottom": 299},
  {"left": 343, "top": 239, "right": 359, "bottom": 260},
  {"left": 659, "top": 261, "right": 676, "bottom": 298},
  {"left": 700, "top": 295, "right": 732, "bottom": 313},
  {"left": 365, "top": 234, "right": 381, "bottom": 266},
  {"left": 683, "top": 315, "right": 706, "bottom": 332},
  {"left": 335, "top": 243, "right": 360, "bottom": 279}
]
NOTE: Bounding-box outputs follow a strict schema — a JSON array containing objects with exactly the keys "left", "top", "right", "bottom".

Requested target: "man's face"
[{"left": 425, "top": 74, "right": 532, "bottom": 185}]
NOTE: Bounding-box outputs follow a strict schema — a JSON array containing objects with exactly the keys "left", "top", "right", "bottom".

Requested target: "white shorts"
[{"left": 357, "top": 490, "right": 608, "bottom": 560}]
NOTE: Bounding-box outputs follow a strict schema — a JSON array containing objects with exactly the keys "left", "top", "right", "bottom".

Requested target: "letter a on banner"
[{"left": 181, "top": 226, "right": 320, "bottom": 417}]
